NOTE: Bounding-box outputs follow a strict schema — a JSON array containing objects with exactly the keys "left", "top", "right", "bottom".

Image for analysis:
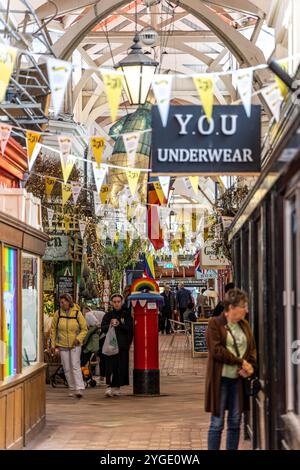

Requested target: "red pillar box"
[{"left": 129, "top": 278, "right": 163, "bottom": 395}]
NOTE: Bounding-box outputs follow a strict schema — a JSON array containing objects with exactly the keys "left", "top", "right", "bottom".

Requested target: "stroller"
[{"left": 47, "top": 326, "right": 100, "bottom": 388}]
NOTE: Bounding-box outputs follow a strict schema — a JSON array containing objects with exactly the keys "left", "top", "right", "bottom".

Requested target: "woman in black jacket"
[{"left": 101, "top": 293, "right": 133, "bottom": 397}]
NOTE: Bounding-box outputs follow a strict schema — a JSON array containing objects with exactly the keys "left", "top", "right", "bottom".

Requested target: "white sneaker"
[
  {"left": 112, "top": 387, "right": 121, "bottom": 396},
  {"left": 105, "top": 387, "right": 113, "bottom": 397},
  {"left": 68, "top": 392, "right": 74, "bottom": 397}
]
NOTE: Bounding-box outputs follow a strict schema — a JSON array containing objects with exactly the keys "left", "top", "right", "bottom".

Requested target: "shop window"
[
  {"left": 22, "top": 253, "right": 39, "bottom": 368},
  {"left": 3, "top": 246, "right": 18, "bottom": 378}
]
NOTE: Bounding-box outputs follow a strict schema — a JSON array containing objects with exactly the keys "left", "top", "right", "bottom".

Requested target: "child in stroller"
[{"left": 49, "top": 325, "right": 100, "bottom": 388}]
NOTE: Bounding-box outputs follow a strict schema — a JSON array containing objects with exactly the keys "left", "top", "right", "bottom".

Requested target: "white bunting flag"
[
  {"left": 158, "top": 176, "right": 170, "bottom": 199},
  {"left": 93, "top": 191, "right": 102, "bottom": 216},
  {"left": 58, "top": 135, "right": 72, "bottom": 167},
  {"left": 0, "top": 123, "right": 12, "bottom": 155},
  {"left": 151, "top": 75, "right": 173, "bottom": 127},
  {"left": 261, "top": 85, "right": 282, "bottom": 122},
  {"left": 60, "top": 154, "right": 76, "bottom": 183},
  {"left": 47, "top": 208, "right": 54, "bottom": 228},
  {"left": 71, "top": 181, "right": 82, "bottom": 204},
  {"left": 123, "top": 132, "right": 140, "bottom": 166},
  {"left": 92, "top": 162, "right": 107, "bottom": 194},
  {"left": 79, "top": 221, "right": 87, "bottom": 240},
  {"left": 47, "top": 57, "right": 72, "bottom": 116},
  {"left": 236, "top": 69, "right": 253, "bottom": 118}
]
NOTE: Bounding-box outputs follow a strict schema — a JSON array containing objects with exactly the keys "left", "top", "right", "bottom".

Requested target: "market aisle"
[{"left": 27, "top": 336, "right": 251, "bottom": 450}]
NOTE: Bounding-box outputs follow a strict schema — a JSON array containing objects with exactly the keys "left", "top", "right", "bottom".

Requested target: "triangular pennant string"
[
  {"left": 0, "top": 45, "right": 17, "bottom": 102},
  {"left": 90, "top": 136, "right": 105, "bottom": 168},
  {"left": 101, "top": 71, "right": 123, "bottom": 123},
  {"left": 193, "top": 76, "right": 214, "bottom": 122}
]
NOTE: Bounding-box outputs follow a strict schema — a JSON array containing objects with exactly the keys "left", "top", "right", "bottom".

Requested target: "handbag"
[
  {"left": 226, "top": 325, "right": 261, "bottom": 397},
  {"left": 102, "top": 326, "right": 119, "bottom": 356}
]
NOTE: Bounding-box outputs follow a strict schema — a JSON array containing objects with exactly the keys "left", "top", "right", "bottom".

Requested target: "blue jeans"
[{"left": 208, "top": 377, "right": 241, "bottom": 450}]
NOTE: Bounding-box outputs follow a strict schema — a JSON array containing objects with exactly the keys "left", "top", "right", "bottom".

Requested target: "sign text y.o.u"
[{"left": 151, "top": 105, "right": 261, "bottom": 175}]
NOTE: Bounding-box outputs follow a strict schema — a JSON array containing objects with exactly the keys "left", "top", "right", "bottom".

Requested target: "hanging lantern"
[{"left": 114, "top": 34, "right": 158, "bottom": 105}]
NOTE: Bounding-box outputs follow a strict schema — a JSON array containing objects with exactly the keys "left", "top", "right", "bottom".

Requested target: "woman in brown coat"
[{"left": 205, "top": 288, "right": 257, "bottom": 450}]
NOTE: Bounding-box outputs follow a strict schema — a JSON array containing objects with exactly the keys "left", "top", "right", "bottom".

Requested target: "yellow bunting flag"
[
  {"left": 126, "top": 170, "right": 140, "bottom": 197},
  {"left": 90, "top": 136, "right": 105, "bottom": 168},
  {"left": 26, "top": 131, "right": 42, "bottom": 170},
  {"left": 64, "top": 214, "right": 71, "bottom": 233},
  {"left": 0, "top": 45, "right": 17, "bottom": 102},
  {"left": 275, "top": 61, "right": 289, "bottom": 98},
  {"left": 62, "top": 183, "right": 72, "bottom": 206},
  {"left": 100, "top": 184, "right": 109, "bottom": 205},
  {"left": 153, "top": 181, "right": 165, "bottom": 205},
  {"left": 193, "top": 76, "right": 214, "bottom": 122},
  {"left": 189, "top": 176, "right": 198, "bottom": 195},
  {"left": 60, "top": 155, "right": 75, "bottom": 183},
  {"left": 101, "top": 72, "right": 123, "bottom": 123},
  {"left": 192, "top": 209, "right": 197, "bottom": 233},
  {"left": 45, "top": 176, "right": 56, "bottom": 199},
  {"left": 64, "top": 214, "right": 72, "bottom": 233}
]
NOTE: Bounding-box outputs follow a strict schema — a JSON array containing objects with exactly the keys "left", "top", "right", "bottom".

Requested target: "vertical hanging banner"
[
  {"left": 61, "top": 183, "right": 72, "bottom": 205},
  {"left": 58, "top": 135, "right": 72, "bottom": 167},
  {"left": 26, "top": 131, "right": 42, "bottom": 171},
  {"left": 0, "top": 45, "right": 17, "bottom": 102},
  {"left": 60, "top": 154, "right": 76, "bottom": 183},
  {"left": 79, "top": 221, "right": 87, "bottom": 240},
  {"left": 193, "top": 76, "right": 214, "bottom": 122},
  {"left": 158, "top": 176, "right": 170, "bottom": 199},
  {"left": 153, "top": 181, "right": 165, "bottom": 205},
  {"left": 236, "top": 69, "right": 253, "bottom": 118},
  {"left": 189, "top": 176, "right": 199, "bottom": 195},
  {"left": 45, "top": 176, "right": 56, "bottom": 199},
  {"left": 47, "top": 208, "right": 55, "bottom": 228},
  {"left": 126, "top": 170, "right": 140, "bottom": 196},
  {"left": 90, "top": 136, "right": 105, "bottom": 168},
  {"left": 0, "top": 123, "right": 12, "bottom": 155},
  {"left": 71, "top": 181, "right": 82, "bottom": 204},
  {"left": 100, "top": 184, "right": 109, "bottom": 204},
  {"left": 151, "top": 75, "right": 173, "bottom": 127},
  {"left": 47, "top": 57, "right": 72, "bottom": 116},
  {"left": 93, "top": 191, "right": 102, "bottom": 216},
  {"left": 261, "top": 85, "right": 282, "bottom": 122},
  {"left": 101, "top": 71, "right": 123, "bottom": 123},
  {"left": 92, "top": 162, "right": 107, "bottom": 193},
  {"left": 122, "top": 132, "right": 140, "bottom": 166}
]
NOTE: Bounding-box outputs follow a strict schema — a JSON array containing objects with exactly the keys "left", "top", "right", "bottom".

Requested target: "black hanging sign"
[
  {"left": 57, "top": 276, "right": 74, "bottom": 302},
  {"left": 151, "top": 105, "right": 261, "bottom": 175},
  {"left": 191, "top": 321, "right": 208, "bottom": 358}
]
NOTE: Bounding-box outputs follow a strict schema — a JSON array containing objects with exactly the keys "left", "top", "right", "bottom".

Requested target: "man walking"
[
  {"left": 176, "top": 283, "right": 193, "bottom": 324},
  {"left": 160, "top": 285, "right": 177, "bottom": 334}
]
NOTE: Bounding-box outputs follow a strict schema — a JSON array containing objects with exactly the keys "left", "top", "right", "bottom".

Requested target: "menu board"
[
  {"left": 57, "top": 276, "right": 74, "bottom": 302},
  {"left": 191, "top": 321, "right": 208, "bottom": 357}
]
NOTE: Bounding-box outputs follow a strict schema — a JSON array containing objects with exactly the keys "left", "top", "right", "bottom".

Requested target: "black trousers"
[
  {"left": 105, "top": 349, "right": 130, "bottom": 388},
  {"left": 160, "top": 311, "right": 172, "bottom": 333},
  {"left": 99, "top": 336, "right": 106, "bottom": 378},
  {"left": 179, "top": 307, "right": 186, "bottom": 324}
]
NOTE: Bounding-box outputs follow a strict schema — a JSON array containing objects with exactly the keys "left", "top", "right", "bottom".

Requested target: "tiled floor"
[{"left": 27, "top": 335, "right": 251, "bottom": 450}]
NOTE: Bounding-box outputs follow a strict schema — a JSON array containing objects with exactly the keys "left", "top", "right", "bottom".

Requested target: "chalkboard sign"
[
  {"left": 57, "top": 276, "right": 74, "bottom": 302},
  {"left": 191, "top": 321, "right": 208, "bottom": 357}
]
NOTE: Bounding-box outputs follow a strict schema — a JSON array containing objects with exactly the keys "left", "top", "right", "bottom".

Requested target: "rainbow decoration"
[
  {"left": 131, "top": 277, "right": 159, "bottom": 293},
  {"left": 3, "top": 247, "right": 17, "bottom": 378}
]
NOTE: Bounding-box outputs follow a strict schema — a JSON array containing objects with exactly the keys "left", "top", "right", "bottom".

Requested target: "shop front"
[{"left": 0, "top": 211, "right": 48, "bottom": 449}]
